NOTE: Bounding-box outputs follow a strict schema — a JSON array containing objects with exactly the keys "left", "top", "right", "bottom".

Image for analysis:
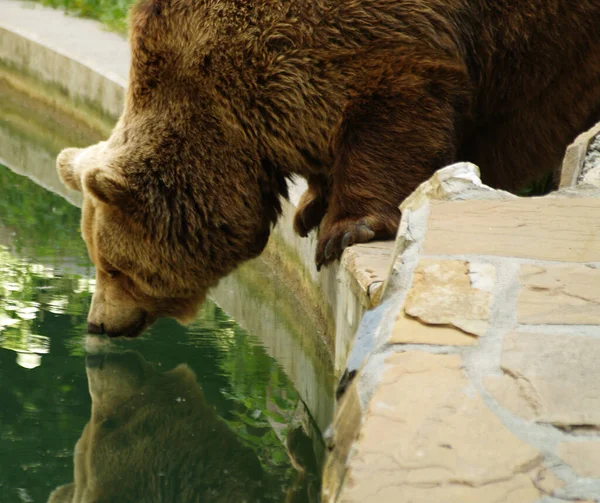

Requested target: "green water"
[{"left": 0, "top": 82, "right": 326, "bottom": 502}]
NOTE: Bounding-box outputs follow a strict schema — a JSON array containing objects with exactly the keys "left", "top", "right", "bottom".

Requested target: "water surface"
[{"left": 0, "top": 81, "right": 328, "bottom": 502}]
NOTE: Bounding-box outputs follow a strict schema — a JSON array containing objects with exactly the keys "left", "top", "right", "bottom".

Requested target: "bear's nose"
[{"left": 87, "top": 322, "right": 105, "bottom": 335}]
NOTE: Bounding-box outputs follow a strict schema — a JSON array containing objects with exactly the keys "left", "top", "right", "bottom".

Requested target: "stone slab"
[
  {"left": 501, "top": 332, "right": 600, "bottom": 427},
  {"left": 338, "top": 352, "right": 552, "bottom": 503},
  {"left": 341, "top": 475, "right": 543, "bottom": 503},
  {"left": 557, "top": 441, "right": 600, "bottom": 478},
  {"left": 392, "top": 311, "right": 477, "bottom": 345},
  {"left": 422, "top": 198, "right": 600, "bottom": 262},
  {"left": 322, "top": 378, "right": 362, "bottom": 502},
  {"left": 484, "top": 374, "right": 536, "bottom": 421},
  {"left": 342, "top": 241, "right": 394, "bottom": 306},
  {"left": 518, "top": 264, "right": 600, "bottom": 324},
  {"left": 403, "top": 259, "right": 494, "bottom": 337}
]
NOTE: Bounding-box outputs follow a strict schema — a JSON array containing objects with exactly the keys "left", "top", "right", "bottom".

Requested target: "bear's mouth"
[{"left": 111, "top": 312, "right": 149, "bottom": 339}]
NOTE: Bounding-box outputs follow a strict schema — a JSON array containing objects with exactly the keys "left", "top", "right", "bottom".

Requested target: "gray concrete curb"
[{"left": 0, "top": 0, "right": 128, "bottom": 120}]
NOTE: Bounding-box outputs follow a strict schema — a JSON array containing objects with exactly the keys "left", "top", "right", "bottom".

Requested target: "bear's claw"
[{"left": 316, "top": 222, "right": 375, "bottom": 270}]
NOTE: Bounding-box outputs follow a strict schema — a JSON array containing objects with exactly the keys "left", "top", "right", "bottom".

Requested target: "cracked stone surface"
[
  {"left": 422, "top": 198, "right": 600, "bottom": 262},
  {"left": 403, "top": 260, "right": 494, "bottom": 337},
  {"left": 501, "top": 332, "right": 600, "bottom": 427},
  {"left": 484, "top": 375, "right": 537, "bottom": 421},
  {"left": 557, "top": 441, "right": 600, "bottom": 479},
  {"left": 321, "top": 154, "right": 600, "bottom": 501},
  {"left": 392, "top": 311, "right": 478, "bottom": 345},
  {"left": 518, "top": 264, "right": 600, "bottom": 324},
  {"left": 342, "top": 241, "right": 394, "bottom": 307},
  {"left": 322, "top": 378, "right": 363, "bottom": 502},
  {"left": 337, "top": 352, "right": 555, "bottom": 503}
]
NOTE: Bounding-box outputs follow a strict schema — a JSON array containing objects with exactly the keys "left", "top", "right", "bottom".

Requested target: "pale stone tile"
[
  {"left": 322, "top": 378, "right": 362, "bottom": 503},
  {"left": 341, "top": 474, "right": 542, "bottom": 503},
  {"left": 342, "top": 242, "right": 394, "bottom": 306},
  {"left": 403, "top": 259, "right": 494, "bottom": 337},
  {"left": 558, "top": 441, "right": 600, "bottom": 478},
  {"left": 392, "top": 311, "right": 477, "bottom": 345},
  {"left": 484, "top": 374, "right": 537, "bottom": 421},
  {"left": 338, "top": 352, "right": 551, "bottom": 503},
  {"left": 422, "top": 198, "right": 600, "bottom": 262},
  {"left": 518, "top": 264, "right": 600, "bottom": 324},
  {"left": 534, "top": 468, "right": 566, "bottom": 494},
  {"left": 501, "top": 332, "right": 600, "bottom": 427}
]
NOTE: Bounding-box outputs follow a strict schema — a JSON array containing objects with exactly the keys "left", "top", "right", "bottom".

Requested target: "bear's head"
[
  {"left": 48, "top": 349, "right": 264, "bottom": 502},
  {"left": 56, "top": 0, "right": 288, "bottom": 337}
]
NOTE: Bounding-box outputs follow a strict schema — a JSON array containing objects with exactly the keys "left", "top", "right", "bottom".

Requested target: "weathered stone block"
[
  {"left": 518, "top": 264, "right": 600, "bottom": 324},
  {"left": 321, "top": 377, "right": 363, "bottom": 503},
  {"left": 403, "top": 259, "right": 494, "bottom": 337},
  {"left": 557, "top": 441, "right": 600, "bottom": 478},
  {"left": 422, "top": 198, "right": 600, "bottom": 262},
  {"left": 342, "top": 242, "right": 394, "bottom": 307},
  {"left": 501, "top": 332, "right": 600, "bottom": 427},
  {"left": 484, "top": 374, "right": 536, "bottom": 421},
  {"left": 338, "top": 352, "right": 552, "bottom": 503},
  {"left": 392, "top": 311, "right": 477, "bottom": 345}
]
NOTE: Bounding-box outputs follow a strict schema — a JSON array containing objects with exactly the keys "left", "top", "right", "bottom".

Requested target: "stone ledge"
[
  {"left": 422, "top": 198, "right": 600, "bottom": 262},
  {"left": 326, "top": 156, "right": 600, "bottom": 502}
]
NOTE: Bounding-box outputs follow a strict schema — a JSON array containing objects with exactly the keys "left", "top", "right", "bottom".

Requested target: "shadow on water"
[{"left": 0, "top": 79, "right": 332, "bottom": 501}]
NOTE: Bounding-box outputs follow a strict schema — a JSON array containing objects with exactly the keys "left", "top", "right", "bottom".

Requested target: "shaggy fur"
[{"left": 57, "top": 0, "right": 600, "bottom": 336}]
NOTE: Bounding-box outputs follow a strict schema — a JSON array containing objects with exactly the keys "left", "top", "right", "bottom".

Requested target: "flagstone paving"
[{"left": 325, "top": 127, "right": 600, "bottom": 502}]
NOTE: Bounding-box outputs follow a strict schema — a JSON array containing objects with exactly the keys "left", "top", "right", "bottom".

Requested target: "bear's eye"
[
  {"left": 108, "top": 270, "right": 121, "bottom": 279},
  {"left": 104, "top": 266, "right": 120, "bottom": 278}
]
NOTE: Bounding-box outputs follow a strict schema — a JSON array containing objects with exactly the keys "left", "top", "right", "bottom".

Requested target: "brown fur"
[
  {"left": 57, "top": 0, "right": 600, "bottom": 336},
  {"left": 47, "top": 351, "right": 264, "bottom": 502}
]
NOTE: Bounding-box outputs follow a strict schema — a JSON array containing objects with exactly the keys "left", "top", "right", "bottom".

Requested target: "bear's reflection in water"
[{"left": 48, "top": 349, "right": 318, "bottom": 503}]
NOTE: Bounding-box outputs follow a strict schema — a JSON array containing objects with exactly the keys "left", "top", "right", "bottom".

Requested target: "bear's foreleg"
[
  {"left": 315, "top": 56, "right": 471, "bottom": 269},
  {"left": 293, "top": 173, "right": 330, "bottom": 237}
]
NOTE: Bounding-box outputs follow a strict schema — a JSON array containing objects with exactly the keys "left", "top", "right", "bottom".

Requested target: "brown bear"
[
  {"left": 57, "top": 0, "right": 600, "bottom": 337},
  {"left": 48, "top": 350, "right": 266, "bottom": 502}
]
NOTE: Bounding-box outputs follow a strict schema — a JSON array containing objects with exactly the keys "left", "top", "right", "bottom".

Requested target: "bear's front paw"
[
  {"left": 315, "top": 211, "right": 400, "bottom": 270},
  {"left": 315, "top": 219, "right": 374, "bottom": 270},
  {"left": 293, "top": 189, "right": 328, "bottom": 237}
]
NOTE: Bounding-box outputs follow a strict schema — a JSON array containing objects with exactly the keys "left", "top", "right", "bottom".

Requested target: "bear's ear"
[
  {"left": 48, "top": 482, "right": 75, "bottom": 503},
  {"left": 83, "top": 167, "right": 131, "bottom": 207},
  {"left": 56, "top": 148, "right": 84, "bottom": 191}
]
